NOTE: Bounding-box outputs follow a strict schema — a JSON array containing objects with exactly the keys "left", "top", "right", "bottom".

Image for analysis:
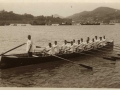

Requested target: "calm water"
[{"left": 0, "top": 25, "right": 120, "bottom": 87}]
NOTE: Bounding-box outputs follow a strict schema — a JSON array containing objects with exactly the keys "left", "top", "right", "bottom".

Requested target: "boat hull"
[{"left": 0, "top": 41, "right": 114, "bottom": 69}]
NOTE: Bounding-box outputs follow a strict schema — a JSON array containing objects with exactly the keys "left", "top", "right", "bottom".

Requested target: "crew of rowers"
[{"left": 41, "top": 36, "right": 107, "bottom": 55}]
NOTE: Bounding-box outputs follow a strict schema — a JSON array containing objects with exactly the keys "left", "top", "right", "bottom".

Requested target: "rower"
[
  {"left": 81, "top": 38, "right": 83, "bottom": 43},
  {"left": 53, "top": 41, "right": 60, "bottom": 54},
  {"left": 98, "top": 37, "right": 103, "bottom": 48},
  {"left": 44, "top": 43, "right": 54, "bottom": 55},
  {"left": 91, "top": 38, "right": 95, "bottom": 49},
  {"left": 87, "top": 37, "right": 90, "bottom": 42},
  {"left": 94, "top": 36, "right": 100, "bottom": 48},
  {"left": 85, "top": 39, "right": 92, "bottom": 51},
  {"left": 102, "top": 36, "right": 107, "bottom": 46},
  {"left": 77, "top": 40, "right": 84, "bottom": 52},
  {"left": 61, "top": 40, "right": 68, "bottom": 54},
  {"left": 83, "top": 40, "right": 88, "bottom": 51},
  {"left": 73, "top": 39, "right": 78, "bottom": 52},
  {"left": 68, "top": 41, "right": 74, "bottom": 53},
  {"left": 81, "top": 38, "right": 86, "bottom": 50}
]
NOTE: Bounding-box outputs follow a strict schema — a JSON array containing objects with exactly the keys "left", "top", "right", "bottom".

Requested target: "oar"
[
  {"left": 87, "top": 47, "right": 120, "bottom": 54},
  {"left": 113, "top": 45, "right": 120, "bottom": 48},
  {"left": 95, "top": 47, "right": 120, "bottom": 60},
  {"left": 84, "top": 49, "right": 118, "bottom": 61},
  {"left": 79, "top": 52, "right": 116, "bottom": 61},
  {"left": 0, "top": 43, "right": 26, "bottom": 56},
  {"left": 36, "top": 46, "right": 93, "bottom": 70},
  {"left": 52, "top": 54, "right": 93, "bottom": 70},
  {"left": 117, "top": 54, "right": 120, "bottom": 56},
  {"left": 87, "top": 48, "right": 112, "bottom": 53},
  {"left": 113, "top": 47, "right": 120, "bottom": 51},
  {"left": 36, "top": 45, "right": 116, "bottom": 61},
  {"left": 36, "top": 46, "right": 41, "bottom": 48},
  {"left": 110, "top": 56, "right": 120, "bottom": 59}
]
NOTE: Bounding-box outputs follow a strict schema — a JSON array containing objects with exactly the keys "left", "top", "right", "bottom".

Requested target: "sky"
[{"left": 0, "top": 0, "right": 120, "bottom": 17}]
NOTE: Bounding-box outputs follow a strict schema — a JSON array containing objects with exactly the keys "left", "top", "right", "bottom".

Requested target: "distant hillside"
[
  {"left": 67, "top": 7, "right": 120, "bottom": 23},
  {"left": 53, "top": 14, "right": 64, "bottom": 18},
  {"left": 0, "top": 10, "right": 71, "bottom": 25}
]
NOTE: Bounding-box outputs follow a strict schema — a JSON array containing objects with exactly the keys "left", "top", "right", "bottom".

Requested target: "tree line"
[{"left": 0, "top": 10, "right": 72, "bottom": 25}]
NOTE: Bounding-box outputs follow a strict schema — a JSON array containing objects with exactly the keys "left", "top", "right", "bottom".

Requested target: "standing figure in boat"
[
  {"left": 26, "top": 35, "right": 33, "bottom": 57},
  {"left": 53, "top": 41, "right": 60, "bottom": 55}
]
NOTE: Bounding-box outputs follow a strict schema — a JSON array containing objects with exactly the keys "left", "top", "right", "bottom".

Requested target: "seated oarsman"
[
  {"left": 87, "top": 37, "right": 93, "bottom": 45},
  {"left": 43, "top": 43, "right": 54, "bottom": 56},
  {"left": 80, "top": 38, "right": 87, "bottom": 50},
  {"left": 61, "top": 40, "right": 69, "bottom": 54},
  {"left": 73, "top": 39, "right": 78, "bottom": 52},
  {"left": 53, "top": 41, "right": 60, "bottom": 55},
  {"left": 76, "top": 40, "right": 84, "bottom": 52},
  {"left": 102, "top": 36, "right": 107, "bottom": 46},
  {"left": 91, "top": 38, "right": 95, "bottom": 49},
  {"left": 94, "top": 36, "right": 100, "bottom": 49},
  {"left": 83, "top": 40, "right": 89, "bottom": 51},
  {"left": 97, "top": 37, "right": 104, "bottom": 48},
  {"left": 67, "top": 41, "right": 74, "bottom": 53},
  {"left": 87, "top": 37, "right": 90, "bottom": 42},
  {"left": 84, "top": 39, "right": 93, "bottom": 51}
]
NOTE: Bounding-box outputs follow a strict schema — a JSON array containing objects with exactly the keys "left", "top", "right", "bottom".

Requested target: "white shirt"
[
  {"left": 95, "top": 39, "right": 100, "bottom": 46},
  {"left": 53, "top": 44, "right": 60, "bottom": 54},
  {"left": 86, "top": 43, "right": 92, "bottom": 49},
  {"left": 69, "top": 45, "right": 74, "bottom": 53},
  {"left": 77, "top": 43, "right": 84, "bottom": 50},
  {"left": 73, "top": 43, "right": 78, "bottom": 52},
  {"left": 26, "top": 40, "right": 33, "bottom": 52},
  {"left": 102, "top": 39, "right": 107, "bottom": 46},
  {"left": 61, "top": 43, "right": 68, "bottom": 51},
  {"left": 45, "top": 46, "right": 54, "bottom": 55}
]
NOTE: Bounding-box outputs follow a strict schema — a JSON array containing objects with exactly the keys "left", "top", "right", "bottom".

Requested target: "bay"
[{"left": 0, "top": 25, "right": 120, "bottom": 87}]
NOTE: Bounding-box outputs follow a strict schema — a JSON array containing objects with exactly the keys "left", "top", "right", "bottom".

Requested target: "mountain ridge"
[{"left": 66, "top": 7, "right": 120, "bottom": 23}]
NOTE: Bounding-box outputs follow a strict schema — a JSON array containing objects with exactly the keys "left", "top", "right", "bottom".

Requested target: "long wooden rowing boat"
[{"left": 0, "top": 41, "right": 114, "bottom": 69}]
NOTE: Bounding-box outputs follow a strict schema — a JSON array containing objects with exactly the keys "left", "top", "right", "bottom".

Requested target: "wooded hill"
[
  {"left": 67, "top": 7, "right": 120, "bottom": 23},
  {"left": 0, "top": 10, "right": 72, "bottom": 25}
]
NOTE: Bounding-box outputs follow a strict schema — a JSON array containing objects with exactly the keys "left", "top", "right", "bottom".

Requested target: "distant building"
[
  {"left": 10, "top": 24, "right": 31, "bottom": 26},
  {"left": 52, "top": 24, "right": 59, "bottom": 26}
]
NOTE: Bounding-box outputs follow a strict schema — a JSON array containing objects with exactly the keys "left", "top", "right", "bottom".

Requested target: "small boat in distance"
[{"left": 0, "top": 41, "right": 114, "bottom": 69}]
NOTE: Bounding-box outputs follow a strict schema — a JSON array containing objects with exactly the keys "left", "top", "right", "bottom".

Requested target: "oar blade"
[
  {"left": 79, "top": 64, "right": 93, "bottom": 70},
  {"left": 117, "top": 54, "right": 120, "bottom": 56},
  {"left": 103, "top": 57, "right": 116, "bottom": 61},
  {"left": 111, "top": 56, "right": 120, "bottom": 59},
  {"left": 36, "top": 46, "right": 41, "bottom": 48}
]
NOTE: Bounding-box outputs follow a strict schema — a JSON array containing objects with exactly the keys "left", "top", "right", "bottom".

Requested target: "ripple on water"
[{"left": 0, "top": 25, "right": 120, "bottom": 87}]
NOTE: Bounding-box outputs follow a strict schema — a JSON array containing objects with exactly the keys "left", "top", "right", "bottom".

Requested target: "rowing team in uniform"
[{"left": 40, "top": 36, "right": 107, "bottom": 55}]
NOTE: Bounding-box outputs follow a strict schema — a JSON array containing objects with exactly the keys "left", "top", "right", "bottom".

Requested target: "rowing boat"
[{"left": 0, "top": 41, "right": 114, "bottom": 69}]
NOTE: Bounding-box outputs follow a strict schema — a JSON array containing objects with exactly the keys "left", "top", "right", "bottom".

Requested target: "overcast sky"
[{"left": 0, "top": 0, "right": 120, "bottom": 17}]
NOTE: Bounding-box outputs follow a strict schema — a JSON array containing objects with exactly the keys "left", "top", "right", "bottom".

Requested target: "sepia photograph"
[{"left": 0, "top": 0, "right": 120, "bottom": 88}]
